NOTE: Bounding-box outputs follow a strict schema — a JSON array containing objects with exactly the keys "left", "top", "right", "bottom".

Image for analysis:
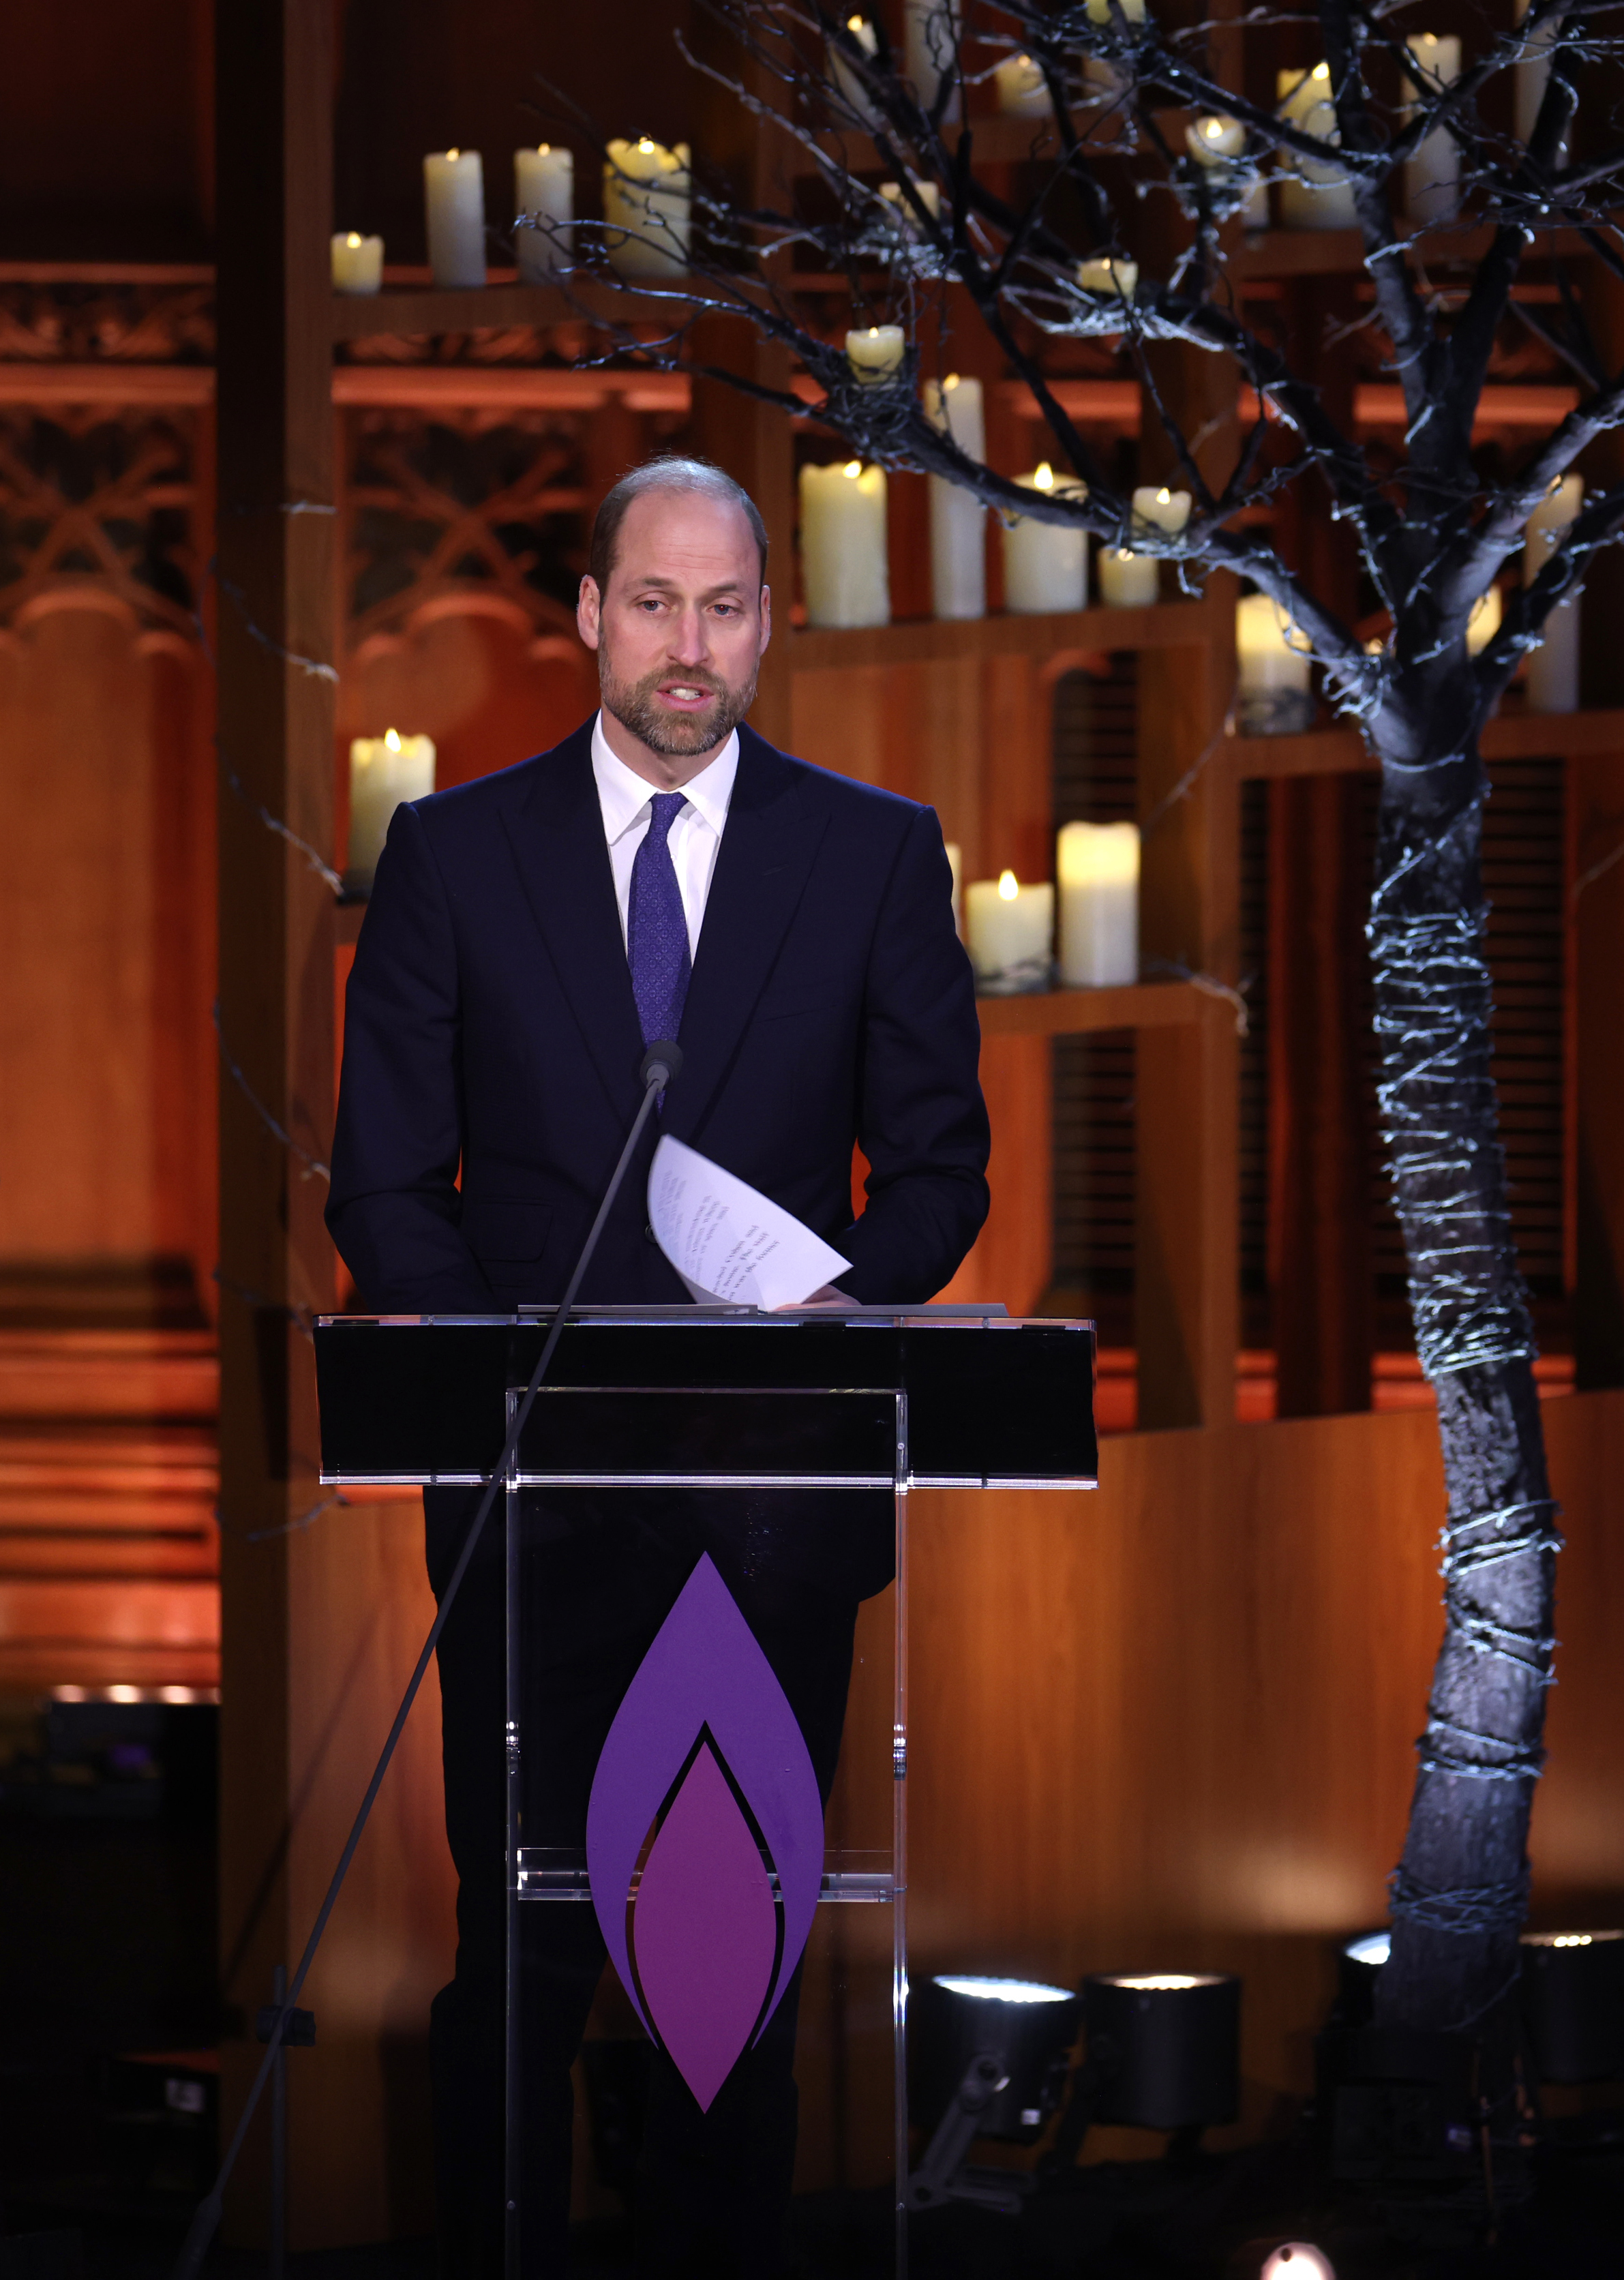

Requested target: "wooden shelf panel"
[
  {"left": 330, "top": 275, "right": 692, "bottom": 340},
  {"left": 1485, "top": 708, "right": 1624, "bottom": 758},
  {"left": 783, "top": 108, "right": 1128, "bottom": 179},
  {"left": 1227, "top": 727, "right": 1368, "bottom": 779},
  {"left": 1227, "top": 708, "right": 1624, "bottom": 779},
  {"left": 976, "top": 981, "right": 1203, "bottom": 1036},
  {"left": 792, "top": 600, "right": 1214, "bottom": 672},
  {"left": 1232, "top": 222, "right": 1590, "bottom": 281}
]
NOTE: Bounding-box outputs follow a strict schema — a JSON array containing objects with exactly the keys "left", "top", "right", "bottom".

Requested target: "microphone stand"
[{"left": 173, "top": 1041, "right": 684, "bottom": 2279}]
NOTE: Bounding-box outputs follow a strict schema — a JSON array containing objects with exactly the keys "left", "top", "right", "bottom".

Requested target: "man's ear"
[
  {"left": 757, "top": 582, "right": 772, "bottom": 655},
  {"left": 577, "top": 573, "right": 603, "bottom": 651}
]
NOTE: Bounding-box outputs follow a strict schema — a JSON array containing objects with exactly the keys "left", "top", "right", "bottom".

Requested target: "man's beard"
[{"left": 598, "top": 643, "right": 757, "bottom": 758}]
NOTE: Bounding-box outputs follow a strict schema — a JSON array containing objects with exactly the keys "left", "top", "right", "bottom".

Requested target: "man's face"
[{"left": 577, "top": 487, "right": 771, "bottom": 772}]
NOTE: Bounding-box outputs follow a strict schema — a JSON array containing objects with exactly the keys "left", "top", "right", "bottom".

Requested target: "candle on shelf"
[
  {"left": 514, "top": 145, "right": 573, "bottom": 282},
  {"left": 1098, "top": 546, "right": 1159, "bottom": 607},
  {"left": 1057, "top": 821, "right": 1139, "bottom": 987},
  {"left": 996, "top": 53, "right": 1053, "bottom": 117},
  {"left": 1131, "top": 483, "right": 1191, "bottom": 537},
  {"left": 1516, "top": 0, "right": 1558, "bottom": 148},
  {"left": 603, "top": 138, "right": 691, "bottom": 275},
  {"left": 1002, "top": 463, "right": 1088, "bottom": 614},
  {"left": 1186, "top": 115, "right": 1267, "bottom": 229},
  {"left": 1467, "top": 584, "right": 1503, "bottom": 656},
  {"left": 830, "top": 14, "right": 883, "bottom": 123},
  {"left": 905, "top": 0, "right": 961, "bottom": 118},
  {"left": 1077, "top": 255, "right": 1137, "bottom": 298},
  {"left": 965, "top": 870, "right": 1054, "bottom": 994},
  {"left": 1524, "top": 473, "right": 1582, "bottom": 712},
  {"left": 1276, "top": 66, "right": 1358, "bottom": 229},
  {"left": 1236, "top": 593, "right": 1314, "bottom": 734},
  {"left": 800, "top": 460, "right": 890, "bottom": 628},
  {"left": 348, "top": 730, "right": 437, "bottom": 891},
  {"left": 1403, "top": 35, "right": 1462, "bottom": 225},
  {"left": 924, "top": 375, "right": 987, "bottom": 620},
  {"left": 331, "top": 231, "right": 383, "bottom": 295},
  {"left": 1084, "top": 0, "right": 1146, "bottom": 22},
  {"left": 945, "top": 842, "right": 963, "bottom": 934},
  {"left": 846, "top": 323, "right": 907, "bottom": 385},
  {"left": 423, "top": 149, "right": 487, "bottom": 288}
]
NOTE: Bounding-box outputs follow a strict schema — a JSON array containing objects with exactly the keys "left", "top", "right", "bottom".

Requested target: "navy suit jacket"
[{"left": 327, "top": 719, "right": 990, "bottom": 1315}]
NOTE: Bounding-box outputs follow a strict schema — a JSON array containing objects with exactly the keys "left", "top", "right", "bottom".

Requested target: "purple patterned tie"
[{"left": 628, "top": 790, "right": 692, "bottom": 1045}]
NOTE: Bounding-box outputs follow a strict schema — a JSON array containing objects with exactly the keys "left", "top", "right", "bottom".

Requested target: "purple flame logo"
[{"left": 586, "top": 1555, "right": 825, "bottom": 2110}]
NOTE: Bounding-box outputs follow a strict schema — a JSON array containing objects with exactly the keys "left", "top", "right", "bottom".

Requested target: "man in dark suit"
[{"left": 327, "top": 458, "right": 989, "bottom": 2276}]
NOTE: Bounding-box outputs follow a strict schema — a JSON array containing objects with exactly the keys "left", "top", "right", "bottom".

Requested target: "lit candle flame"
[
  {"left": 1035, "top": 463, "right": 1055, "bottom": 490},
  {"left": 1157, "top": 486, "right": 1171, "bottom": 505},
  {"left": 637, "top": 137, "right": 656, "bottom": 153},
  {"left": 843, "top": 460, "right": 862, "bottom": 479},
  {"left": 346, "top": 232, "right": 361, "bottom": 247},
  {"left": 944, "top": 372, "right": 960, "bottom": 389},
  {"left": 385, "top": 728, "right": 402, "bottom": 751},
  {"left": 447, "top": 148, "right": 460, "bottom": 160},
  {"left": 997, "top": 870, "right": 1019, "bottom": 901}
]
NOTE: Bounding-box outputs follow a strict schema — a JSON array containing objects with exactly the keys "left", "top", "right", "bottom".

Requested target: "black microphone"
[{"left": 640, "top": 1038, "right": 683, "bottom": 1092}]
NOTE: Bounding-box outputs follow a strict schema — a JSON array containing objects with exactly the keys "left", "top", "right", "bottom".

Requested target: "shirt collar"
[{"left": 590, "top": 710, "right": 740, "bottom": 845}]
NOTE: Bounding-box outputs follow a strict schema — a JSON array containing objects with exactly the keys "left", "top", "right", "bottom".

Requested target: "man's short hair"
[{"left": 587, "top": 456, "right": 769, "bottom": 595}]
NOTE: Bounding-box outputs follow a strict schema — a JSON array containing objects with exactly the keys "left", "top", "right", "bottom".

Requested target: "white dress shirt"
[{"left": 590, "top": 710, "right": 739, "bottom": 959}]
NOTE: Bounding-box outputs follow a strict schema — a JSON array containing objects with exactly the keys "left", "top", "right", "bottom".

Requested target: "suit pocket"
[{"left": 459, "top": 1198, "right": 554, "bottom": 1263}]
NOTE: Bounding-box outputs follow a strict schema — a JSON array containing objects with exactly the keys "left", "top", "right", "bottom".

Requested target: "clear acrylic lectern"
[{"left": 315, "top": 1305, "right": 1097, "bottom": 2275}]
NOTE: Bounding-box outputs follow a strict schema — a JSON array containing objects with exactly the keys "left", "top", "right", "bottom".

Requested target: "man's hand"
[{"left": 787, "top": 1284, "right": 859, "bottom": 1311}]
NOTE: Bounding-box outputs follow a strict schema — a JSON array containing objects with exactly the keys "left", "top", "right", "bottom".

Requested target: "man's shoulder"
[
  {"left": 408, "top": 721, "right": 594, "bottom": 841},
  {"left": 739, "top": 725, "right": 924, "bottom": 835}
]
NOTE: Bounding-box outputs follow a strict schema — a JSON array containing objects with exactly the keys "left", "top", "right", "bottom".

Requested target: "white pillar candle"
[
  {"left": 1515, "top": 0, "right": 1555, "bottom": 147},
  {"left": 1077, "top": 256, "right": 1137, "bottom": 298},
  {"left": 331, "top": 231, "right": 383, "bottom": 295},
  {"left": 905, "top": 0, "right": 961, "bottom": 117},
  {"left": 879, "top": 177, "right": 942, "bottom": 227},
  {"left": 1403, "top": 35, "right": 1462, "bottom": 225},
  {"left": 1187, "top": 114, "right": 1244, "bottom": 164},
  {"left": 1235, "top": 593, "right": 1314, "bottom": 734},
  {"left": 1467, "top": 584, "right": 1502, "bottom": 656},
  {"left": 925, "top": 375, "right": 987, "bottom": 620},
  {"left": 1057, "top": 821, "right": 1139, "bottom": 987},
  {"left": 800, "top": 460, "right": 889, "bottom": 629},
  {"left": 1098, "top": 547, "right": 1159, "bottom": 606},
  {"left": 996, "top": 54, "right": 1053, "bottom": 117},
  {"left": 423, "top": 149, "right": 486, "bottom": 288},
  {"left": 846, "top": 324, "right": 906, "bottom": 385},
  {"left": 1131, "top": 483, "right": 1191, "bottom": 537},
  {"left": 1276, "top": 67, "right": 1358, "bottom": 229},
  {"left": 1525, "top": 473, "right": 1583, "bottom": 712},
  {"left": 514, "top": 145, "right": 573, "bottom": 282},
  {"left": 1084, "top": 0, "right": 1146, "bottom": 21},
  {"left": 830, "top": 14, "right": 883, "bottom": 124},
  {"left": 603, "top": 138, "right": 691, "bottom": 275},
  {"left": 965, "top": 871, "right": 1054, "bottom": 993},
  {"left": 348, "top": 730, "right": 436, "bottom": 887},
  {"left": 946, "top": 842, "right": 963, "bottom": 934},
  {"left": 1002, "top": 464, "right": 1087, "bottom": 614}
]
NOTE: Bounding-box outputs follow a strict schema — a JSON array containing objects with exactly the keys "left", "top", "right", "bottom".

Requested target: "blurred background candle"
[
  {"left": 965, "top": 870, "right": 1053, "bottom": 993},
  {"left": 1098, "top": 546, "right": 1158, "bottom": 606},
  {"left": 1516, "top": 0, "right": 1558, "bottom": 147},
  {"left": 1235, "top": 592, "right": 1314, "bottom": 734},
  {"left": 1057, "top": 820, "right": 1139, "bottom": 986},
  {"left": 925, "top": 376, "right": 986, "bottom": 619},
  {"left": 905, "top": 0, "right": 961, "bottom": 117},
  {"left": 847, "top": 324, "right": 906, "bottom": 385},
  {"left": 1525, "top": 473, "right": 1582, "bottom": 711},
  {"left": 1467, "top": 584, "right": 1503, "bottom": 656},
  {"left": 514, "top": 145, "right": 573, "bottom": 281},
  {"left": 1276, "top": 66, "right": 1357, "bottom": 228},
  {"left": 1187, "top": 112, "right": 1269, "bottom": 228},
  {"left": 1077, "top": 256, "right": 1137, "bottom": 298},
  {"left": 800, "top": 460, "right": 889, "bottom": 627},
  {"left": 1002, "top": 464, "right": 1087, "bottom": 614},
  {"left": 830, "top": 14, "right": 883, "bottom": 123},
  {"left": 1084, "top": 0, "right": 1145, "bottom": 21},
  {"left": 1132, "top": 483, "right": 1191, "bottom": 537},
  {"left": 423, "top": 149, "right": 486, "bottom": 288},
  {"left": 348, "top": 730, "right": 436, "bottom": 891},
  {"left": 1404, "top": 35, "right": 1462, "bottom": 224},
  {"left": 331, "top": 231, "right": 382, "bottom": 294},
  {"left": 996, "top": 52, "right": 1053, "bottom": 116},
  {"left": 603, "top": 138, "right": 691, "bottom": 275},
  {"left": 945, "top": 841, "right": 963, "bottom": 934}
]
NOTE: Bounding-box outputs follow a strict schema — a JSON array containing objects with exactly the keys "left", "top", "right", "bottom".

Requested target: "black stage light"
[
  {"left": 1081, "top": 1972, "right": 1241, "bottom": 2132},
  {"left": 1335, "top": 1931, "right": 1389, "bottom": 2028},
  {"left": 1520, "top": 1930, "right": 1624, "bottom": 2083},
  {"left": 906, "top": 1974, "right": 1081, "bottom": 2215}
]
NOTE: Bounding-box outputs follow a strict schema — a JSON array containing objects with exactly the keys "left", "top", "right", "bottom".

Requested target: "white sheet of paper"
[{"left": 648, "top": 1135, "right": 852, "bottom": 1309}]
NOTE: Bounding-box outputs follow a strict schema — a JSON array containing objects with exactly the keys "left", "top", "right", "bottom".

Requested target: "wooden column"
[
  {"left": 1136, "top": 603, "right": 1241, "bottom": 1428},
  {"left": 1268, "top": 280, "right": 1374, "bottom": 1415},
  {"left": 215, "top": 0, "right": 336, "bottom": 2243}
]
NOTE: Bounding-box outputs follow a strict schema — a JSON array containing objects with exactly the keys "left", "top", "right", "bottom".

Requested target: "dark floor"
[{"left": 3, "top": 1704, "right": 1624, "bottom": 2280}]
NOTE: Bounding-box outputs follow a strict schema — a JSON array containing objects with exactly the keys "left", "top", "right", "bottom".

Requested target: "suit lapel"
[
  {"left": 498, "top": 726, "right": 645, "bottom": 1124},
  {"left": 667, "top": 728, "right": 828, "bottom": 1144}
]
